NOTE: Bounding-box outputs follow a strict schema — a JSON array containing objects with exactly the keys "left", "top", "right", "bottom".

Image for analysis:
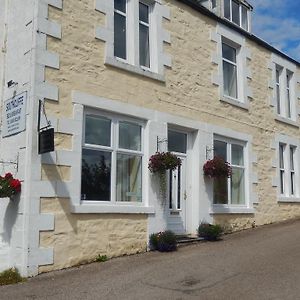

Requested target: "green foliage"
[
  {"left": 0, "top": 173, "right": 22, "bottom": 198},
  {"left": 198, "top": 222, "right": 223, "bottom": 241},
  {"left": 149, "top": 230, "right": 177, "bottom": 252},
  {"left": 95, "top": 255, "right": 108, "bottom": 262},
  {"left": 0, "top": 268, "right": 25, "bottom": 286}
]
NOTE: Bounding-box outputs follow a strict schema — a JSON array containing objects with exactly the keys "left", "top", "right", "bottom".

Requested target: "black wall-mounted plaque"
[{"left": 38, "top": 128, "right": 54, "bottom": 154}]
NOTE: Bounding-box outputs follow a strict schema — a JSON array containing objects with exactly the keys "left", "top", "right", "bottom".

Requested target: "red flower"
[
  {"left": 148, "top": 152, "right": 181, "bottom": 173},
  {"left": 9, "top": 179, "right": 21, "bottom": 193},
  {"left": 0, "top": 174, "right": 21, "bottom": 198},
  {"left": 5, "top": 173, "right": 13, "bottom": 179},
  {"left": 203, "top": 156, "right": 232, "bottom": 178}
]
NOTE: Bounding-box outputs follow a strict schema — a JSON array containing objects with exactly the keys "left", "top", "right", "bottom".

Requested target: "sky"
[{"left": 252, "top": 0, "right": 300, "bottom": 62}]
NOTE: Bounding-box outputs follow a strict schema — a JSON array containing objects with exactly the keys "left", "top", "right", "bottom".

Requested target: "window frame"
[
  {"left": 213, "top": 135, "right": 249, "bottom": 208},
  {"left": 223, "top": 0, "right": 250, "bottom": 31},
  {"left": 82, "top": 109, "right": 145, "bottom": 206},
  {"left": 113, "top": 0, "right": 155, "bottom": 72},
  {"left": 221, "top": 37, "right": 245, "bottom": 104},
  {"left": 222, "top": 40, "right": 239, "bottom": 100},
  {"left": 278, "top": 142, "right": 299, "bottom": 199},
  {"left": 271, "top": 55, "right": 298, "bottom": 126},
  {"left": 275, "top": 65, "right": 295, "bottom": 120}
]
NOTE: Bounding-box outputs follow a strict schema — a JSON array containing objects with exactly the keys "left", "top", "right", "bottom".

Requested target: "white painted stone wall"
[{"left": 0, "top": 0, "right": 35, "bottom": 276}]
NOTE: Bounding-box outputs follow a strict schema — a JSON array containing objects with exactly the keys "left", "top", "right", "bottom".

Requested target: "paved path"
[{"left": 1, "top": 219, "right": 300, "bottom": 300}]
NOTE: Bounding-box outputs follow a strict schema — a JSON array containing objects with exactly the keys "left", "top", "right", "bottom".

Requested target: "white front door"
[
  {"left": 166, "top": 129, "right": 188, "bottom": 234},
  {"left": 167, "top": 156, "right": 187, "bottom": 234}
]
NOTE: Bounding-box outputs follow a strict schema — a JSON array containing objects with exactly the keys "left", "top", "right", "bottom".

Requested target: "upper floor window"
[
  {"left": 224, "top": 0, "right": 250, "bottom": 31},
  {"left": 275, "top": 65, "right": 295, "bottom": 121},
  {"left": 96, "top": 0, "right": 171, "bottom": 81},
  {"left": 222, "top": 41, "right": 238, "bottom": 99},
  {"left": 114, "top": 0, "right": 152, "bottom": 69},
  {"left": 212, "top": 25, "right": 252, "bottom": 109}
]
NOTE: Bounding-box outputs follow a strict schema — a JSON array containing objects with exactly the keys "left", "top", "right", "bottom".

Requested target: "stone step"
[{"left": 176, "top": 235, "right": 204, "bottom": 246}]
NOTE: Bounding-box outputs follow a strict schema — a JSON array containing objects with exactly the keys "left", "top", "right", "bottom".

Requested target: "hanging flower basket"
[
  {"left": 203, "top": 156, "right": 232, "bottom": 179},
  {"left": 148, "top": 152, "right": 181, "bottom": 199},
  {"left": 148, "top": 152, "right": 181, "bottom": 173},
  {"left": 0, "top": 173, "right": 22, "bottom": 199}
]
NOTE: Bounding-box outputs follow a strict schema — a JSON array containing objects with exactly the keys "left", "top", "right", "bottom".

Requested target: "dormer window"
[{"left": 223, "top": 0, "right": 251, "bottom": 31}]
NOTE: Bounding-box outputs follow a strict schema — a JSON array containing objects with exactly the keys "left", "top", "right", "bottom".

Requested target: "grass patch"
[
  {"left": 95, "top": 255, "right": 108, "bottom": 263},
  {"left": 0, "top": 268, "right": 25, "bottom": 286}
]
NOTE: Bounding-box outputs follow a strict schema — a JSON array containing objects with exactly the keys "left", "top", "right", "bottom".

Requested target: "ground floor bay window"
[
  {"left": 213, "top": 137, "right": 246, "bottom": 206},
  {"left": 81, "top": 112, "right": 143, "bottom": 203}
]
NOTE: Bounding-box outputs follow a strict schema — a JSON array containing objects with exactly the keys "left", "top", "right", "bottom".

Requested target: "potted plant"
[
  {"left": 149, "top": 230, "right": 177, "bottom": 252},
  {"left": 0, "top": 173, "right": 21, "bottom": 199},
  {"left": 203, "top": 156, "right": 232, "bottom": 179},
  {"left": 198, "top": 222, "right": 223, "bottom": 241},
  {"left": 148, "top": 152, "right": 181, "bottom": 198}
]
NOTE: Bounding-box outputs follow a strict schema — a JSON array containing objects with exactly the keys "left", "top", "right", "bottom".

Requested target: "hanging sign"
[
  {"left": 2, "top": 92, "right": 27, "bottom": 137},
  {"left": 38, "top": 128, "right": 54, "bottom": 154}
]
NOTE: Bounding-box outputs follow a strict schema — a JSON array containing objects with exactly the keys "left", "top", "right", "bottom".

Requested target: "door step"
[{"left": 176, "top": 235, "right": 204, "bottom": 246}]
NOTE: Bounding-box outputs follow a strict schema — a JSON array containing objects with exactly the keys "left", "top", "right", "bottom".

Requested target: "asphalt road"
[{"left": 1, "top": 219, "right": 300, "bottom": 300}]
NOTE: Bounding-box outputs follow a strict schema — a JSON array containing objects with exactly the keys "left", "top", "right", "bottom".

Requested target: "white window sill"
[
  {"left": 210, "top": 205, "right": 255, "bottom": 214},
  {"left": 105, "top": 56, "right": 165, "bottom": 82},
  {"left": 278, "top": 196, "right": 300, "bottom": 203},
  {"left": 71, "top": 203, "right": 156, "bottom": 214},
  {"left": 275, "top": 115, "right": 299, "bottom": 128},
  {"left": 220, "top": 96, "right": 249, "bottom": 110}
]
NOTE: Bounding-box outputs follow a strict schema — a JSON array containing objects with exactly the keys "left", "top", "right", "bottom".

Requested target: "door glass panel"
[
  {"left": 177, "top": 166, "right": 181, "bottom": 209},
  {"left": 119, "top": 122, "right": 141, "bottom": 151},
  {"left": 214, "top": 140, "right": 227, "bottom": 161},
  {"left": 168, "top": 130, "right": 187, "bottom": 153},
  {"left": 85, "top": 115, "right": 111, "bottom": 147},
  {"left": 231, "top": 167, "right": 245, "bottom": 204},
  {"left": 116, "top": 154, "right": 142, "bottom": 202},
  {"left": 81, "top": 149, "right": 111, "bottom": 201},
  {"left": 169, "top": 170, "right": 173, "bottom": 209},
  {"left": 232, "top": 144, "right": 244, "bottom": 166}
]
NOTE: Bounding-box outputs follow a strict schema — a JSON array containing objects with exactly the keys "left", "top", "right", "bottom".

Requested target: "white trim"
[
  {"left": 210, "top": 206, "right": 255, "bottom": 214},
  {"left": 205, "top": 124, "right": 258, "bottom": 210},
  {"left": 24, "top": 0, "right": 62, "bottom": 277},
  {"left": 212, "top": 24, "right": 252, "bottom": 108},
  {"left": 273, "top": 134, "right": 300, "bottom": 201},
  {"left": 278, "top": 197, "right": 300, "bottom": 203},
  {"left": 95, "top": 0, "right": 171, "bottom": 81},
  {"left": 270, "top": 54, "right": 299, "bottom": 122},
  {"left": 71, "top": 204, "right": 155, "bottom": 214}
]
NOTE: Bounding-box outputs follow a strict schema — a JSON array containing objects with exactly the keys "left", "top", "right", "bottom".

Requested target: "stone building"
[{"left": 0, "top": 0, "right": 299, "bottom": 276}]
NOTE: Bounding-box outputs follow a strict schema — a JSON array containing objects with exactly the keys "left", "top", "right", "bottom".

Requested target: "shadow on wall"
[
  {"left": 1, "top": 195, "right": 20, "bottom": 245},
  {"left": 41, "top": 161, "right": 78, "bottom": 233}
]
